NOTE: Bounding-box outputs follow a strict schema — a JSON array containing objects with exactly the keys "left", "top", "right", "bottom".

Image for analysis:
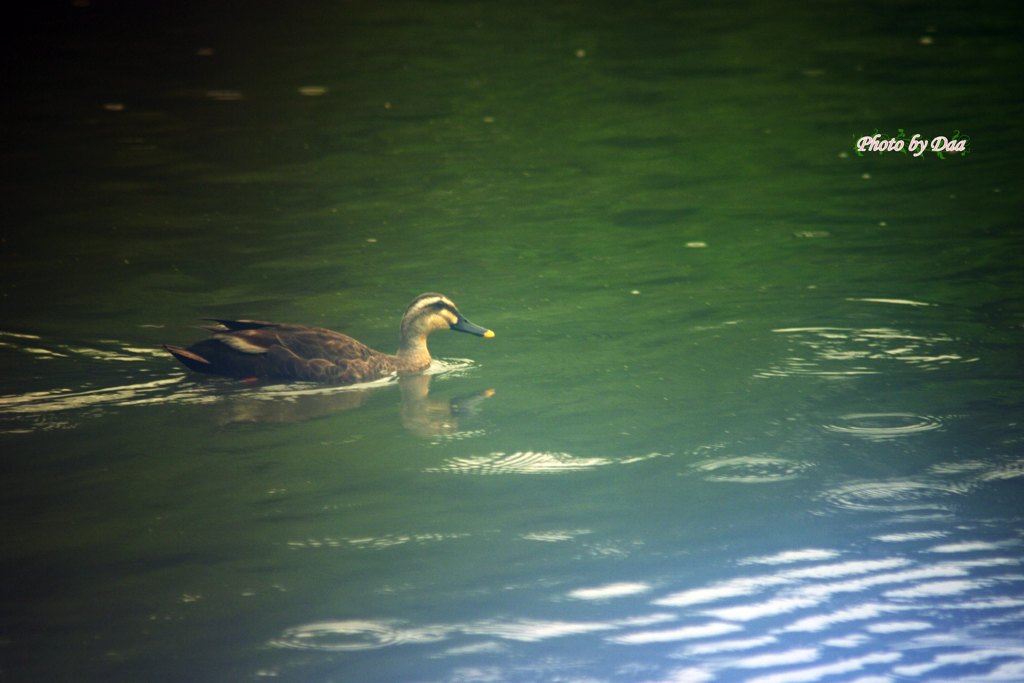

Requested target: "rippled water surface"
[{"left": 3, "top": 1, "right": 1023, "bottom": 682}]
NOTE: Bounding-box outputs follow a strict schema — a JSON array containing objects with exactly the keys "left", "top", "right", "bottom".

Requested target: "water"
[{"left": 3, "top": 1, "right": 1023, "bottom": 681}]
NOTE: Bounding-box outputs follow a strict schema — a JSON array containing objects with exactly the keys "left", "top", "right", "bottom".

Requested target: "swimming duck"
[{"left": 163, "top": 293, "right": 494, "bottom": 384}]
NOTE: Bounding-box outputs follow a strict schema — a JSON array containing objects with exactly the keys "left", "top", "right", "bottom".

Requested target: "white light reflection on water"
[
  {"left": 743, "top": 652, "right": 902, "bottom": 683},
  {"left": 608, "top": 621, "right": 743, "bottom": 645},
  {"left": 756, "top": 324, "right": 975, "bottom": 378},
  {"left": 520, "top": 528, "right": 593, "bottom": 542},
  {"left": 286, "top": 531, "right": 472, "bottom": 551},
  {"left": 702, "top": 597, "right": 821, "bottom": 622},
  {"left": 272, "top": 613, "right": 681, "bottom": 651},
  {"left": 568, "top": 582, "right": 652, "bottom": 601},
  {"left": 730, "top": 647, "right": 820, "bottom": 669},
  {"left": 740, "top": 549, "right": 841, "bottom": 565},
  {"left": 466, "top": 618, "right": 621, "bottom": 641},
  {"left": 682, "top": 635, "right": 780, "bottom": 655},
  {"left": 653, "top": 558, "right": 911, "bottom": 609},
  {"left": 929, "top": 540, "right": 1022, "bottom": 553},
  {"left": 873, "top": 530, "right": 948, "bottom": 542},
  {"left": 271, "top": 531, "right": 1024, "bottom": 681},
  {"left": 690, "top": 455, "right": 815, "bottom": 483},
  {"left": 0, "top": 376, "right": 206, "bottom": 413},
  {"left": 845, "top": 297, "right": 936, "bottom": 307},
  {"left": 819, "top": 478, "right": 975, "bottom": 514},
  {"left": 272, "top": 619, "right": 452, "bottom": 651},
  {"left": 0, "top": 370, "right": 398, "bottom": 432},
  {"left": 426, "top": 450, "right": 668, "bottom": 475}
]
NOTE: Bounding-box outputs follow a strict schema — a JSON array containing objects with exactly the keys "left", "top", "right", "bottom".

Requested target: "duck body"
[{"left": 164, "top": 293, "right": 493, "bottom": 384}]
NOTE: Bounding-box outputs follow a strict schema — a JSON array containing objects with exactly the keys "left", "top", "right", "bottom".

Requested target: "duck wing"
[
  {"left": 167, "top": 322, "right": 397, "bottom": 383},
  {"left": 201, "top": 318, "right": 280, "bottom": 332}
]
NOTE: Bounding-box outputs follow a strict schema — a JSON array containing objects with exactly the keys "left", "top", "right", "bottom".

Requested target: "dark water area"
[{"left": 2, "top": 1, "right": 1023, "bottom": 681}]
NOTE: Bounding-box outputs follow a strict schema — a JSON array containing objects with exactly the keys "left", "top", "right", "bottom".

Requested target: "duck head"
[{"left": 400, "top": 293, "right": 495, "bottom": 342}]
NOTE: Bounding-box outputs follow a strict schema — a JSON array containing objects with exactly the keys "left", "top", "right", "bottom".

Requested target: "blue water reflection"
[{"left": 270, "top": 529, "right": 1024, "bottom": 681}]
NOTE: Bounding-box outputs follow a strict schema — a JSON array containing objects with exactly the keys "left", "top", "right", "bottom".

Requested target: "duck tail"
[{"left": 163, "top": 344, "right": 214, "bottom": 373}]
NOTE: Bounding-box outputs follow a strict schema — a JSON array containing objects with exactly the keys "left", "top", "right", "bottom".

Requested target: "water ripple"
[
  {"left": 691, "top": 455, "right": 814, "bottom": 483},
  {"left": 819, "top": 478, "right": 974, "bottom": 513},
  {"left": 520, "top": 528, "right": 592, "bottom": 542},
  {"left": 943, "top": 457, "right": 1024, "bottom": 483},
  {"left": 272, "top": 619, "right": 450, "bottom": 651},
  {"left": 286, "top": 532, "right": 470, "bottom": 551},
  {"left": 426, "top": 451, "right": 667, "bottom": 475},
  {"left": 979, "top": 460, "right": 1024, "bottom": 482},
  {"left": 823, "top": 412, "right": 947, "bottom": 440},
  {"left": 467, "top": 618, "right": 619, "bottom": 642},
  {"left": 757, "top": 325, "right": 974, "bottom": 378}
]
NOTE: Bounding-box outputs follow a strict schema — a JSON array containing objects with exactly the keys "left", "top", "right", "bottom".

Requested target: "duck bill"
[{"left": 451, "top": 316, "right": 495, "bottom": 338}]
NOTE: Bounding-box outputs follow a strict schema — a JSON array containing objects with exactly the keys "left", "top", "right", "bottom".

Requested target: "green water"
[{"left": 3, "top": 1, "right": 1023, "bottom": 682}]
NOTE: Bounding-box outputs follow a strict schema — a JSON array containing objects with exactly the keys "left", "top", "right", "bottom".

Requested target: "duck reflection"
[
  {"left": 399, "top": 373, "right": 495, "bottom": 437},
  {"left": 211, "top": 372, "right": 494, "bottom": 437}
]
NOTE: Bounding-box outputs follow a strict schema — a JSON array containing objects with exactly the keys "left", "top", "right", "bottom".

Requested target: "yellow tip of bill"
[{"left": 483, "top": 329, "right": 495, "bottom": 339}]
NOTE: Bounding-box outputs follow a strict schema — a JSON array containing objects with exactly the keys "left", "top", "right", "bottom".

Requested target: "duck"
[{"left": 163, "top": 293, "right": 494, "bottom": 384}]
